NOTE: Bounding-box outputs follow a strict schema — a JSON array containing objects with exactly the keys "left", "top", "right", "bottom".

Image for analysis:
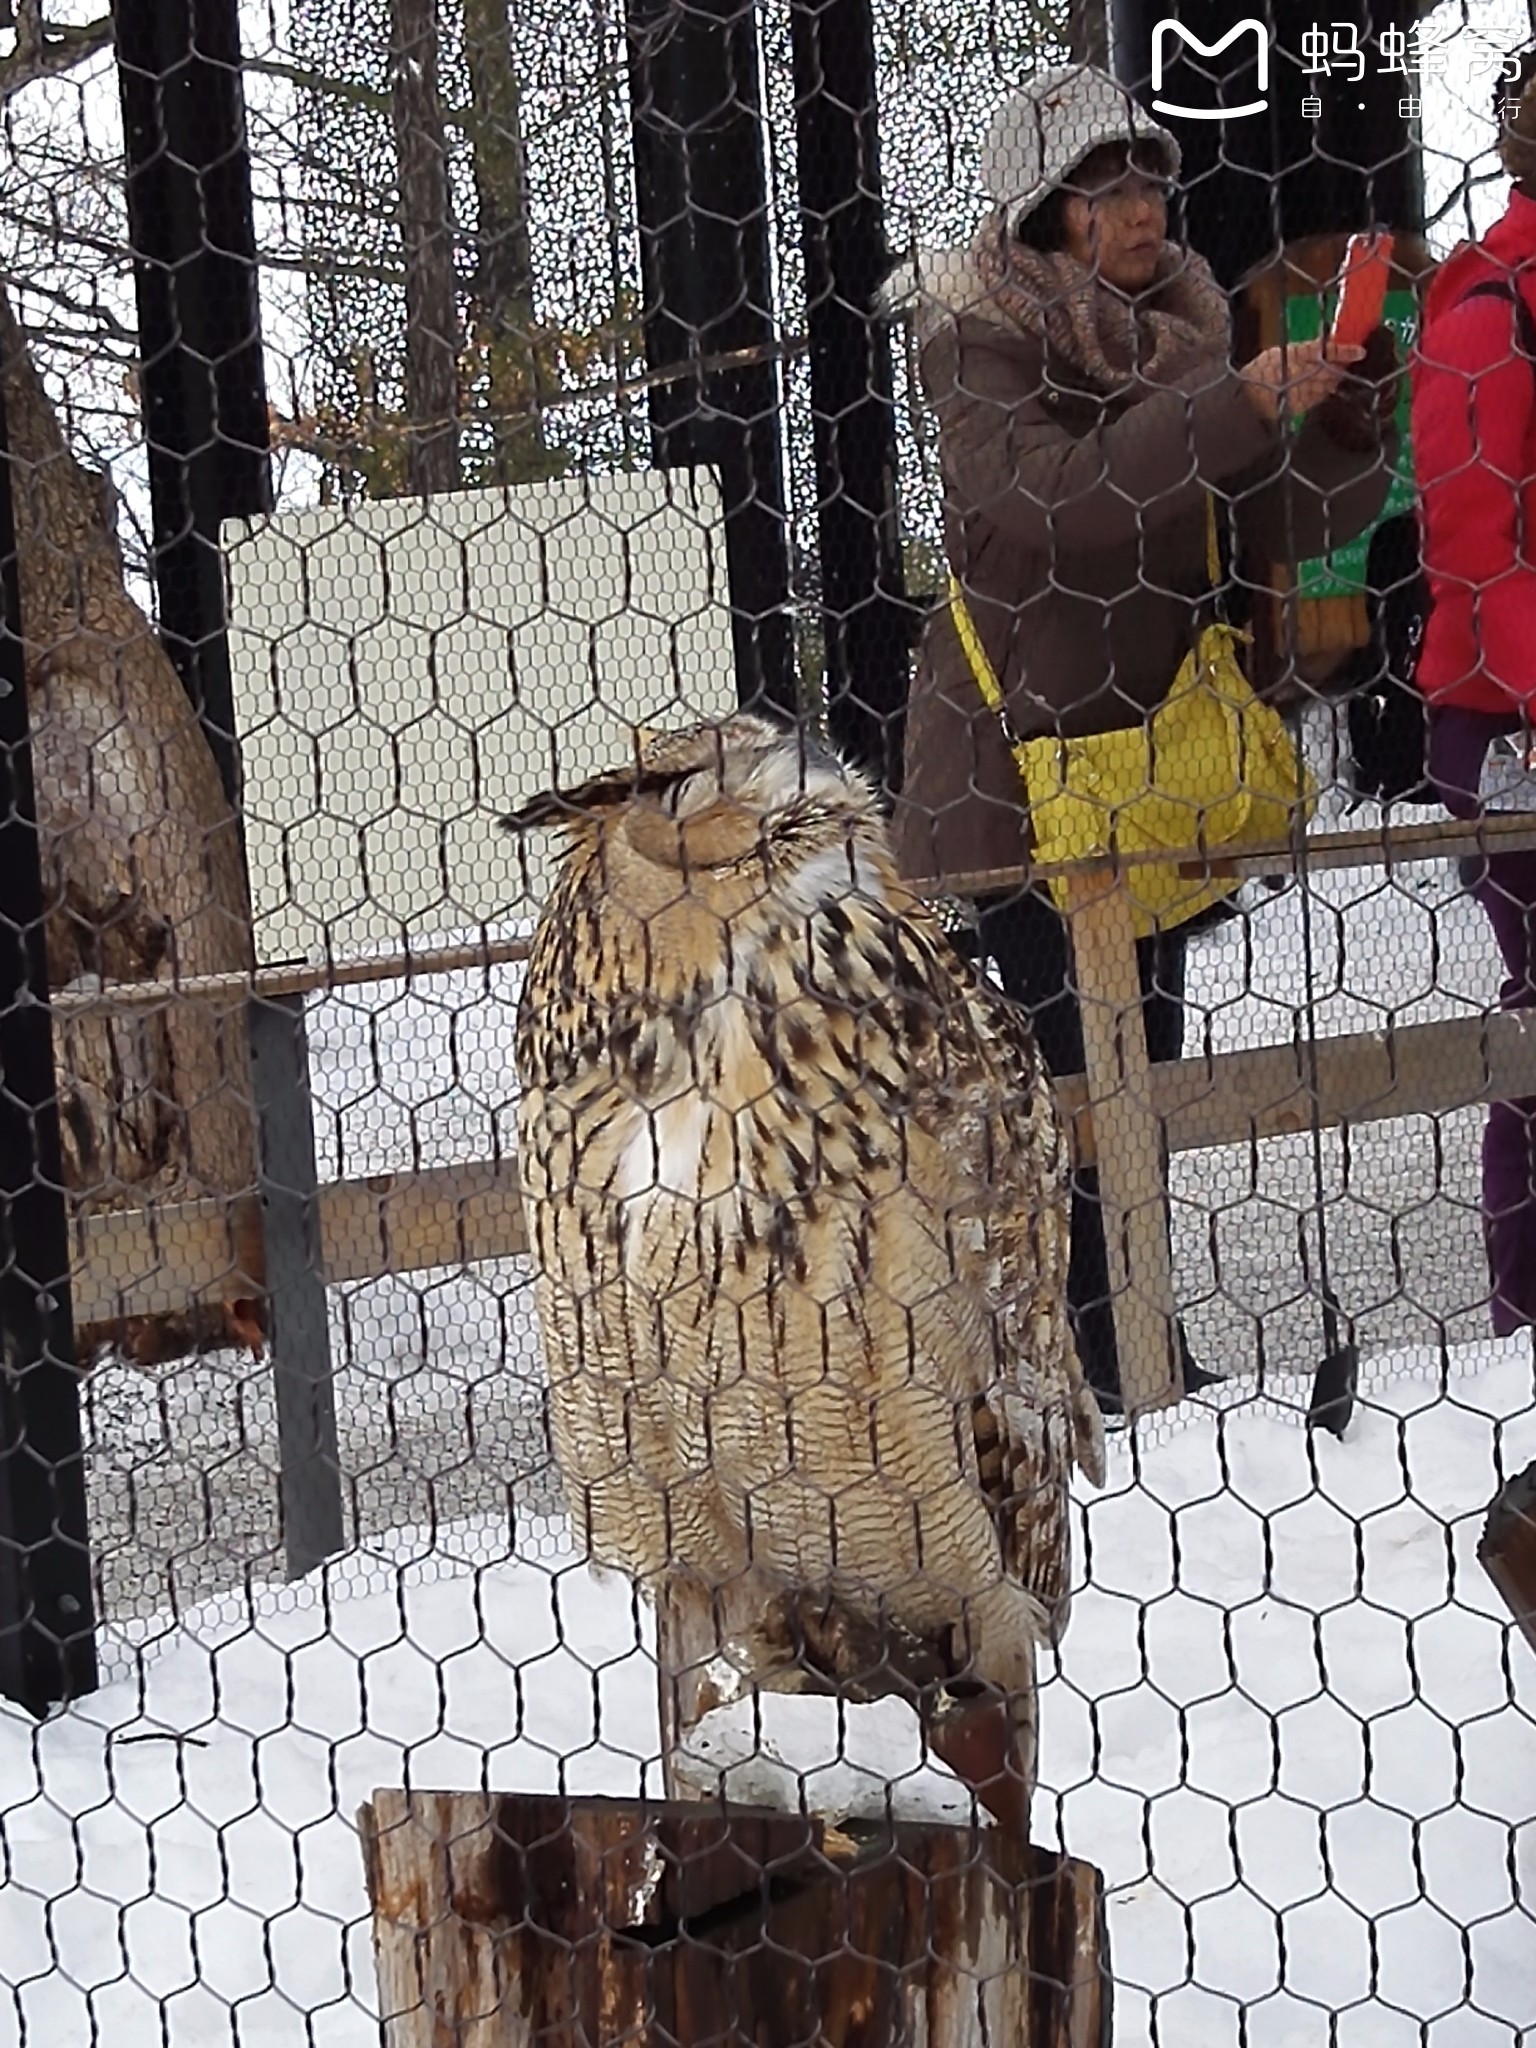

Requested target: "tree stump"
[{"left": 360, "top": 1790, "right": 1110, "bottom": 2047}]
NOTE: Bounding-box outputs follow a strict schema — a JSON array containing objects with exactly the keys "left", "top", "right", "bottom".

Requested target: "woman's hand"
[
  {"left": 1238, "top": 336, "right": 1367, "bottom": 424},
  {"left": 1307, "top": 324, "right": 1403, "bottom": 452}
]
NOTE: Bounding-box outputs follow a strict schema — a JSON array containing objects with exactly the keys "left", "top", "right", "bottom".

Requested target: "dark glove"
[{"left": 1311, "top": 323, "right": 1402, "bottom": 453}]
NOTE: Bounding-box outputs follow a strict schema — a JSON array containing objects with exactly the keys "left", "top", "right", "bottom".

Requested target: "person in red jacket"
[{"left": 1411, "top": 52, "right": 1536, "bottom": 1337}]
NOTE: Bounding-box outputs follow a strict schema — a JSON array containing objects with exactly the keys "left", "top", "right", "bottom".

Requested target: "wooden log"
[
  {"left": 1477, "top": 1462, "right": 1536, "bottom": 1659},
  {"left": 1059, "top": 1004, "right": 1536, "bottom": 1169},
  {"left": 359, "top": 1789, "right": 1110, "bottom": 2047},
  {"left": 69, "top": 1158, "right": 526, "bottom": 1326},
  {"left": 1063, "top": 868, "right": 1180, "bottom": 1414}
]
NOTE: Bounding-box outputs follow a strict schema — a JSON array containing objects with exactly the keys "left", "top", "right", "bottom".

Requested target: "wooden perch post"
[
  {"left": 1063, "top": 867, "right": 1181, "bottom": 1414},
  {"left": 1478, "top": 1461, "right": 1536, "bottom": 1658},
  {"left": 360, "top": 1789, "right": 1110, "bottom": 2047}
]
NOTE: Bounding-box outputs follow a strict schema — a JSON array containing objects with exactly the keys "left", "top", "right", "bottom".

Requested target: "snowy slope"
[{"left": 16, "top": 1336, "right": 1536, "bottom": 2047}]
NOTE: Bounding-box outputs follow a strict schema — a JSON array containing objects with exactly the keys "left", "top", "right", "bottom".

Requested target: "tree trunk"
[
  {"left": 0, "top": 284, "right": 260, "bottom": 1364},
  {"left": 389, "top": 0, "right": 460, "bottom": 494},
  {"left": 463, "top": 0, "right": 545, "bottom": 480}
]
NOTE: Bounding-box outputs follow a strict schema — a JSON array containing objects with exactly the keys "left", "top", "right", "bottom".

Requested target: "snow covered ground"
[
  {"left": 15, "top": 1333, "right": 1536, "bottom": 2047},
  {"left": 1174, "top": 852, "right": 1499, "bottom": 1382}
]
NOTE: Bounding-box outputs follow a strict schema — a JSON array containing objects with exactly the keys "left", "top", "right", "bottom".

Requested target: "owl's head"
[{"left": 503, "top": 715, "right": 887, "bottom": 889}]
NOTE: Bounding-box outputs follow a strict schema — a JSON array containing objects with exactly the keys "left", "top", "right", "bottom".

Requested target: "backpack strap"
[{"left": 1455, "top": 274, "right": 1536, "bottom": 372}]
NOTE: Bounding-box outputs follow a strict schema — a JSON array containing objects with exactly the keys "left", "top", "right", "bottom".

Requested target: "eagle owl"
[{"left": 509, "top": 716, "right": 1104, "bottom": 1830}]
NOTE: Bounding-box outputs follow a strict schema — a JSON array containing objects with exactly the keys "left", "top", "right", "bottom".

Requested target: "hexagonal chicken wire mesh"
[{"left": 1, "top": 2, "right": 1534, "bottom": 2044}]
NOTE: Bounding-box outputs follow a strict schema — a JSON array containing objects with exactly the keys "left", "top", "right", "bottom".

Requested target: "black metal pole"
[
  {"left": 116, "top": 1, "right": 344, "bottom": 1577},
  {"left": 1111, "top": 0, "right": 1423, "bottom": 288},
  {"left": 251, "top": 995, "right": 345, "bottom": 1578},
  {"left": 625, "top": 0, "right": 797, "bottom": 720},
  {"left": 0, "top": 374, "right": 97, "bottom": 1718},
  {"left": 789, "top": 0, "right": 911, "bottom": 793},
  {"left": 115, "top": 0, "right": 273, "bottom": 806}
]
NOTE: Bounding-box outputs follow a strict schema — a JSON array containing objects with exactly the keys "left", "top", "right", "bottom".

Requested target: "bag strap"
[
  {"left": 1203, "top": 491, "right": 1229, "bottom": 626},
  {"left": 951, "top": 492, "right": 1224, "bottom": 740},
  {"left": 1204, "top": 490, "right": 1221, "bottom": 590},
  {"left": 948, "top": 574, "right": 1024, "bottom": 749},
  {"left": 1455, "top": 273, "right": 1536, "bottom": 377}
]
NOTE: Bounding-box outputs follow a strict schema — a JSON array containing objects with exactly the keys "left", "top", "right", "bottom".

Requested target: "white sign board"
[{"left": 224, "top": 469, "right": 737, "bottom": 965}]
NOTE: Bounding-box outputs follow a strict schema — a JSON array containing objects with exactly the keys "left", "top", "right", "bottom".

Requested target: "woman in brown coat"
[{"left": 890, "top": 64, "right": 1399, "bottom": 1411}]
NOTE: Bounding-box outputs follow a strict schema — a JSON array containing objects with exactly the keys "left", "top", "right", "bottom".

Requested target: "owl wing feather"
[
  {"left": 803, "top": 895, "right": 1104, "bottom": 1638},
  {"left": 517, "top": 840, "right": 1102, "bottom": 1658}
]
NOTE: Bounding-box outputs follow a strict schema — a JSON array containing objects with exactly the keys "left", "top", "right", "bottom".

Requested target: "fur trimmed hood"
[
  {"left": 880, "top": 237, "right": 1232, "bottom": 395},
  {"left": 879, "top": 246, "right": 997, "bottom": 342},
  {"left": 979, "top": 65, "right": 1180, "bottom": 236}
]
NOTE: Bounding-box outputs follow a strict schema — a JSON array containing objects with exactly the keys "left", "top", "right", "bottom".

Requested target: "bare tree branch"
[
  {"left": 388, "top": 0, "right": 461, "bottom": 493},
  {"left": 6, "top": 275, "right": 139, "bottom": 347},
  {"left": 1424, "top": 165, "right": 1506, "bottom": 231},
  {"left": 268, "top": 334, "right": 812, "bottom": 470},
  {"left": 1068, "top": 0, "right": 1108, "bottom": 68},
  {"left": 0, "top": 13, "right": 113, "bottom": 108}
]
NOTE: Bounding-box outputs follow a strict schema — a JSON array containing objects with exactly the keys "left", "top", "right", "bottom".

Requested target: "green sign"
[{"left": 1282, "top": 285, "right": 1418, "bottom": 597}]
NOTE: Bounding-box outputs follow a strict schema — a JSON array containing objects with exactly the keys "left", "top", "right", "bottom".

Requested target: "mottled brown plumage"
[{"left": 510, "top": 716, "right": 1104, "bottom": 1827}]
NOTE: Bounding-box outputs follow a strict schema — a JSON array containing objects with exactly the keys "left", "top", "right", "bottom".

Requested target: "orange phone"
[{"left": 1330, "top": 231, "right": 1395, "bottom": 350}]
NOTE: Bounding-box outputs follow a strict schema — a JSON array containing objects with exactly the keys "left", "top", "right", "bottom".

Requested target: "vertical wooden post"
[
  {"left": 1478, "top": 1461, "right": 1536, "bottom": 1658},
  {"left": 788, "top": 0, "right": 910, "bottom": 793},
  {"left": 116, "top": 0, "right": 272, "bottom": 803},
  {"left": 1063, "top": 866, "right": 1181, "bottom": 1414},
  {"left": 625, "top": 0, "right": 796, "bottom": 718}
]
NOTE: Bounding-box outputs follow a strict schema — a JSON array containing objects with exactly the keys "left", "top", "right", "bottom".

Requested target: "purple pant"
[{"left": 1429, "top": 705, "right": 1536, "bottom": 1335}]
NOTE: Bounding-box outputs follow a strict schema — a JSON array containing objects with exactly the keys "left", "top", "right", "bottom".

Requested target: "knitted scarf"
[{"left": 968, "top": 208, "right": 1231, "bottom": 392}]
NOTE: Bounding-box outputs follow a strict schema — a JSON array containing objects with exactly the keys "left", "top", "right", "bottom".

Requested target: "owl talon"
[{"left": 926, "top": 1690, "right": 1030, "bottom": 1838}]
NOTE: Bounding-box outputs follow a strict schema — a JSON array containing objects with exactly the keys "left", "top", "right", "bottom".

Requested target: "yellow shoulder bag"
[{"left": 950, "top": 496, "right": 1316, "bottom": 937}]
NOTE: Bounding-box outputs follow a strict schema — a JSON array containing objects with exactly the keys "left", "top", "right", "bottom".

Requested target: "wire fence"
[{"left": 2, "top": 2, "right": 1535, "bottom": 2044}]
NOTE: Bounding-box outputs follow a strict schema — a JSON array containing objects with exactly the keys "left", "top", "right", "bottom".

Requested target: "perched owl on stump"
[{"left": 508, "top": 716, "right": 1104, "bottom": 1833}]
